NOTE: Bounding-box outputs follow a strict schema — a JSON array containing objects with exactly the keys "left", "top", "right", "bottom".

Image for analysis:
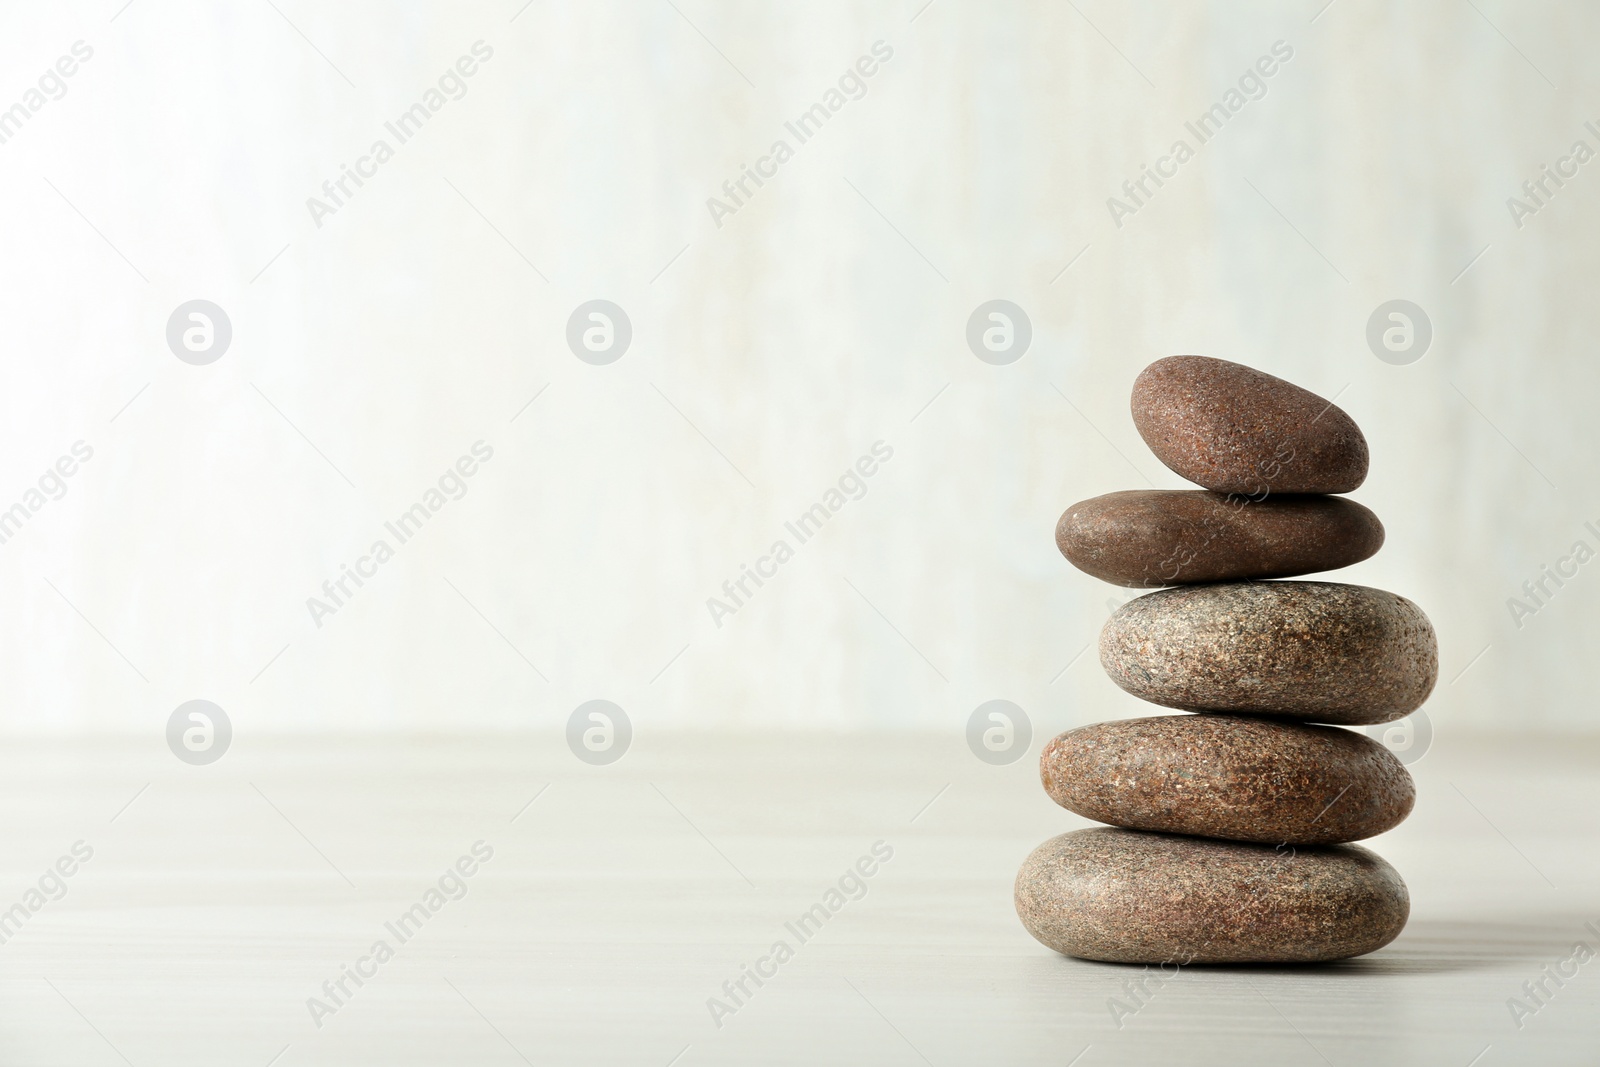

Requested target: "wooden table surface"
[{"left": 0, "top": 730, "right": 1593, "bottom": 1066}]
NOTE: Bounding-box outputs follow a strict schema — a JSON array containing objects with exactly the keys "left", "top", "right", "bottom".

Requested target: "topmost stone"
[{"left": 1132, "top": 356, "right": 1369, "bottom": 495}]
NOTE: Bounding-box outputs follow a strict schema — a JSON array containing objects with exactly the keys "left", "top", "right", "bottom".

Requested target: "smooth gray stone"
[
  {"left": 1015, "top": 827, "right": 1410, "bottom": 963},
  {"left": 1131, "top": 355, "right": 1369, "bottom": 495},
  {"left": 1099, "top": 581, "right": 1437, "bottom": 726},
  {"left": 1041, "top": 715, "right": 1415, "bottom": 845}
]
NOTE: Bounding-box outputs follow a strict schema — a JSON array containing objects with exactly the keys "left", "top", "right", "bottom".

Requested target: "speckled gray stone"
[
  {"left": 1057, "top": 490, "right": 1384, "bottom": 587},
  {"left": 1015, "top": 827, "right": 1409, "bottom": 963},
  {"left": 1040, "top": 715, "right": 1414, "bottom": 845},
  {"left": 1100, "top": 581, "right": 1437, "bottom": 726},
  {"left": 1131, "top": 356, "right": 1369, "bottom": 495}
]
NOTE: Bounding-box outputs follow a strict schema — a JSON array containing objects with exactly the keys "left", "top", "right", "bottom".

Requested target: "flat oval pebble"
[
  {"left": 1056, "top": 490, "right": 1384, "bottom": 587},
  {"left": 1040, "top": 715, "right": 1414, "bottom": 844},
  {"left": 1132, "top": 356, "right": 1369, "bottom": 494},
  {"left": 1015, "top": 827, "right": 1409, "bottom": 963},
  {"left": 1100, "top": 581, "right": 1437, "bottom": 726}
]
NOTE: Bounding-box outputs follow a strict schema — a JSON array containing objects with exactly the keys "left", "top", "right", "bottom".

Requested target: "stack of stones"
[{"left": 1015, "top": 356, "right": 1437, "bottom": 964}]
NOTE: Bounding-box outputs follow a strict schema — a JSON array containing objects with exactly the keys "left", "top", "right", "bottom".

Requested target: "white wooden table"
[{"left": 0, "top": 731, "right": 1593, "bottom": 1065}]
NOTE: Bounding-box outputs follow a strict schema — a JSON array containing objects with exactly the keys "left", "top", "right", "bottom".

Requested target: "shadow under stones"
[{"left": 1067, "top": 916, "right": 1599, "bottom": 977}]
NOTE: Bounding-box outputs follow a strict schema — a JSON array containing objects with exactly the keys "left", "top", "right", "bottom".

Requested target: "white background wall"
[{"left": 0, "top": 0, "right": 1595, "bottom": 736}]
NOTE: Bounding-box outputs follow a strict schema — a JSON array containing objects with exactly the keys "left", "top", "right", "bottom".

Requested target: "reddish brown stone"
[
  {"left": 1040, "top": 715, "right": 1414, "bottom": 845},
  {"left": 1131, "top": 356, "right": 1369, "bottom": 494},
  {"left": 1056, "top": 490, "right": 1383, "bottom": 587},
  {"left": 1015, "top": 827, "right": 1409, "bottom": 963},
  {"left": 1100, "top": 581, "right": 1437, "bottom": 726}
]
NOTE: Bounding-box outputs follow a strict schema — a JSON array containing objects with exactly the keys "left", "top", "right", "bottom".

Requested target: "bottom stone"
[{"left": 1015, "top": 828, "right": 1408, "bottom": 964}]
